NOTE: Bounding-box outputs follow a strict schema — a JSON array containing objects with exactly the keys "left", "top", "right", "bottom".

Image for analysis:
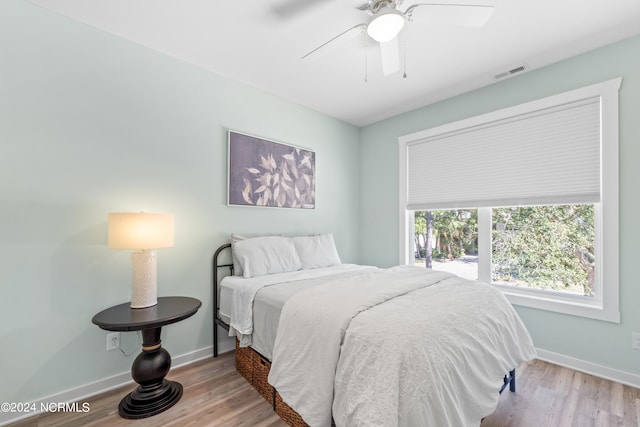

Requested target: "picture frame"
[{"left": 227, "top": 130, "right": 316, "bottom": 209}]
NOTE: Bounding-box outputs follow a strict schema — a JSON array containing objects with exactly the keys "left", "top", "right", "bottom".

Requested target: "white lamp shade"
[
  {"left": 367, "top": 7, "right": 405, "bottom": 43},
  {"left": 108, "top": 213, "right": 174, "bottom": 250},
  {"left": 108, "top": 212, "right": 174, "bottom": 309}
]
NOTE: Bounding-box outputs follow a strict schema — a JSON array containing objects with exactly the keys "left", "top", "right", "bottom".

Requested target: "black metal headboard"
[{"left": 212, "top": 243, "right": 233, "bottom": 357}]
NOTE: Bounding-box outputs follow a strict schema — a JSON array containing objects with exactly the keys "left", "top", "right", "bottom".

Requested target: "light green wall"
[
  {"left": 0, "top": 0, "right": 360, "bottom": 406},
  {"left": 3, "top": 0, "right": 640, "bottom": 415},
  {"left": 360, "top": 35, "right": 640, "bottom": 375}
]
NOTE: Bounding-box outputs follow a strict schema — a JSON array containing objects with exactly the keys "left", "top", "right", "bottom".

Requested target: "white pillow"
[
  {"left": 292, "top": 234, "right": 341, "bottom": 269},
  {"left": 233, "top": 236, "right": 302, "bottom": 278},
  {"left": 230, "top": 233, "right": 247, "bottom": 276}
]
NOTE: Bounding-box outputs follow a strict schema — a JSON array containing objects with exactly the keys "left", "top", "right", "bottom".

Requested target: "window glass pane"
[
  {"left": 414, "top": 209, "right": 478, "bottom": 281},
  {"left": 491, "top": 205, "right": 595, "bottom": 296}
]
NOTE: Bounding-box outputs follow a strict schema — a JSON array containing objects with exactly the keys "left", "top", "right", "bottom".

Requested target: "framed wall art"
[{"left": 227, "top": 130, "right": 316, "bottom": 209}]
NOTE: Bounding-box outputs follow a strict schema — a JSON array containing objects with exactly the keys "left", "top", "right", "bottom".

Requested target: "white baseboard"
[
  {"left": 0, "top": 340, "right": 235, "bottom": 427},
  {"left": 535, "top": 347, "right": 640, "bottom": 389}
]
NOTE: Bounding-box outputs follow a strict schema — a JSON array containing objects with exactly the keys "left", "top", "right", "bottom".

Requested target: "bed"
[{"left": 212, "top": 235, "right": 536, "bottom": 427}]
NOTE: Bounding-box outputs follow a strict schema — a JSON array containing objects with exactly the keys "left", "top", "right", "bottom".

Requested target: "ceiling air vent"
[{"left": 494, "top": 64, "right": 528, "bottom": 80}]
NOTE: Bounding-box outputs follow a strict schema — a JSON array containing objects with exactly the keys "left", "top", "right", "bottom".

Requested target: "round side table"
[{"left": 92, "top": 296, "right": 201, "bottom": 419}]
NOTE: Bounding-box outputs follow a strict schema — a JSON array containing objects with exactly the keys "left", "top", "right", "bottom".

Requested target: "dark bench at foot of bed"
[{"left": 501, "top": 369, "right": 516, "bottom": 393}]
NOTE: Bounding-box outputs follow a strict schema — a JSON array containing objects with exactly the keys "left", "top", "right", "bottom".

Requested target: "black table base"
[
  {"left": 118, "top": 380, "right": 183, "bottom": 419},
  {"left": 91, "top": 297, "right": 202, "bottom": 419},
  {"left": 118, "top": 327, "right": 183, "bottom": 419}
]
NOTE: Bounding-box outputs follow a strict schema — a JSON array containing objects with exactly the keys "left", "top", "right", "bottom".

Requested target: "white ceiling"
[{"left": 26, "top": 0, "right": 640, "bottom": 126}]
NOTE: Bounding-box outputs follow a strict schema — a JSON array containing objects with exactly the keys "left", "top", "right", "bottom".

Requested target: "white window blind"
[{"left": 406, "top": 96, "right": 601, "bottom": 211}]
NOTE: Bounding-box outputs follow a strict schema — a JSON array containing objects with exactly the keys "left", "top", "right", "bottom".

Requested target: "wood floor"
[
  {"left": 8, "top": 353, "right": 640, "bottom": 427},
  {"left": 481, "top": 358, "right": 640, "bottom": 427}
]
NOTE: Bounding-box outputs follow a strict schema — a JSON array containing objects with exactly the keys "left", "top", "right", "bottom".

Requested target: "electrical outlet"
[
  {"left": 632, "top": 333, "right": 640, "bottom": 350},
  {"left": 106, "top": 333, "right": 120, "bottom": 351}
]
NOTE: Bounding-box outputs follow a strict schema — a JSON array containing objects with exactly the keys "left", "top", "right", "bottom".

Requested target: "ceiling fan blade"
[
  {"left": 380, "top": 37, "right": 401, "bottom": 76},
  {"left": 302, "top": 24, "right": 367, "bottom": 61},
  {"left": 271, "top": 0, "right": 328, "bottom": 19},
  {"left": 406, "top": 4, "right": 494, "bottom": 27}
]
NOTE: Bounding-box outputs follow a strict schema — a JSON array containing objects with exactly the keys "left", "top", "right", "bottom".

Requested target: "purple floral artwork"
[{"left": 228, "top": 131, "right": 315, "bottom": 209}]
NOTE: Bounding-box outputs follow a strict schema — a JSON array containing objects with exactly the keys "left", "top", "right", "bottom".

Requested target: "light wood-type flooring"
[{"left": 8, "top": 353, "right": 640, "bottom": 427}]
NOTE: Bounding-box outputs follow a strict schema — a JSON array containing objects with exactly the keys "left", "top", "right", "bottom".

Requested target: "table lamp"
[{"left": 108, "top": 212, "right": 174, "bottom": 308}]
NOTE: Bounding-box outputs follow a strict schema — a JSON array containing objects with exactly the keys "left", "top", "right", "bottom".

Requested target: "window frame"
[{"left": 398, "top": 79, "right": 621, "bottom": 323}]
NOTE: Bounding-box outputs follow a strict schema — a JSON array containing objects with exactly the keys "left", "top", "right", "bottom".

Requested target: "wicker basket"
[
  {"left": 234, "top": 339, "right": 310, "bottom": 427},
  {"left": 252, "top": 350, "right": 275, "bottom": 406},
  {"left": 235, "top": 339, "right": 253, "bottom": 383},
  {"left": 275, "top": 391, "right": 310, "bottom": 427}
]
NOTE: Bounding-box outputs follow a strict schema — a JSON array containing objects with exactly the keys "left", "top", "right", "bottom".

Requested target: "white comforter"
[
  {"left": 224, "top": 264, "right": 376, "bottom": 338},
  {"left": 268, "top": 265, "right": 536, "bottom": 427}
]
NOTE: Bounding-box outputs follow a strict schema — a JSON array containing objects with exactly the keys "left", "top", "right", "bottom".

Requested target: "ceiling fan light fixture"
[{"left": 367, "top": 7, "right": 405, "bottom": 43}]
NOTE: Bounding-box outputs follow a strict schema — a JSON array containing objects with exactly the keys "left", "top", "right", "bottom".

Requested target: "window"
[
  {"left": 417, "top": 204, "right": 595, "bottom": 295},
  {"left": 414, "top": 209, "right": 478, "bottom": 281},
  {"left": 399, "top": 79, "right": 621, "bottom": 322},
  {"left": 491, "top": 205, "right": 595, "bottom": 296}
]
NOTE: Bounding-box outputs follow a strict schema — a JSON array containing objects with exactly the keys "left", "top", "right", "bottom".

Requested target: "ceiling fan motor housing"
[{"left": 366, "top": 3, "right": 406, "bottom": 42}]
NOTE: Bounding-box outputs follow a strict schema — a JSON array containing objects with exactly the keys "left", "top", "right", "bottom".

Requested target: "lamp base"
[{"left": 131, "top": 250, "right": 157, "bottom": 308}]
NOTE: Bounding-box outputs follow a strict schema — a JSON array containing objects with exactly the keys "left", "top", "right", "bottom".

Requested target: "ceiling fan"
[{"left": 301, "top": 0, "right": 494, "bottom": 76}]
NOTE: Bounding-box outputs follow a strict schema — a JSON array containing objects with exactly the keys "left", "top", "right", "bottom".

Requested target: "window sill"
[{"left": 496, "top": 284, "right": 620, "bottom": 323}]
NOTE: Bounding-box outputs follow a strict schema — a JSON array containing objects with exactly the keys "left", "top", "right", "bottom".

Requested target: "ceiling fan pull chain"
[
  {"left": 403, "top": 31, "right": 408, "bottom": 78},
  {"left": 364, "top": 34, "right": 369, "bottom": 83}
]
